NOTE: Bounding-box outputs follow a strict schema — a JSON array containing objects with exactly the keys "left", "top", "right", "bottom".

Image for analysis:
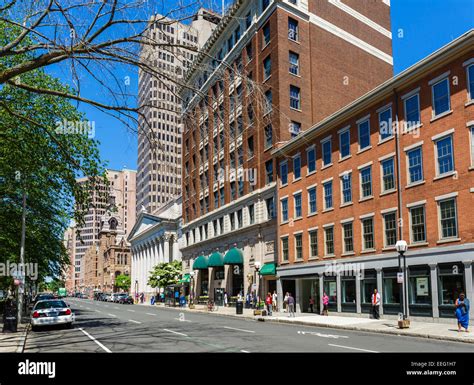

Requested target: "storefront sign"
[
  {"left": 416, "top": 277, "right": 429, "bottom": 296},
  {"left": 397, "top": 272, "right": 404, "bottom": 283}
]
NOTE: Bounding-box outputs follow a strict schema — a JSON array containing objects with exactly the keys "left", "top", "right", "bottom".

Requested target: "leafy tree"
[
  {"left": 148, "top": 261, "right": 182, "bottom": 289},
  {"left": 114, "top": 274, "right": 131, "bottom": 292}
]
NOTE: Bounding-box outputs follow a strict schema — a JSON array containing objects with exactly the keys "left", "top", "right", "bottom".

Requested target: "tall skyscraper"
[
  {"left": 73, "top": 168, "right": 136, "bottom": 291},
  {"left": 136, "top": 8, "right": 220, "bottom": 215}
]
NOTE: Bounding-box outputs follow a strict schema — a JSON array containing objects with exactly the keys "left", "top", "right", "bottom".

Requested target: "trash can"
[
  {"left": 2, "top": 301, "right": 18, "bottom": 333},
  {"left": 236, "top": 301, "right": 243, "bottom": 315}
]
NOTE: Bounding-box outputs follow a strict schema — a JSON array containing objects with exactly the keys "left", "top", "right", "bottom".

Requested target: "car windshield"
[
  {"left": 35, "top": 300, "right": 67, "bottom": 310},
  {"left": 36, "top": 294, "right": 54, "bottom": 301}
]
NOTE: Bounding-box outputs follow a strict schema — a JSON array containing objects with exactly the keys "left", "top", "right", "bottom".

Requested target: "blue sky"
[{"left": 72, "top": 0, "right": 473, "bottom": 172}]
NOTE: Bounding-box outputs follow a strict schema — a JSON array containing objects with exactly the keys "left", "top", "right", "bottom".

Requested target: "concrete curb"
[
  {"left": 143, "top": 304, "right": 474, "bottom": 344},
  {"left": 15, "top": 324, "right": 29, "bottom": 353}
]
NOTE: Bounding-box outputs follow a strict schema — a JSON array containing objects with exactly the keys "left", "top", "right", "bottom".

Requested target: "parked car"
[
  {"left": 105, "top": 293, "right": 114, "bottom": 302},
  {"left": 30, "top": 293, "right": 55, "bottom": 309},
  {"left": 118, "top": 294, "right": 133, "bottom": 305},
  {"left": 93, "top": 292, "right": 103, "bottom": 301},
  {"left": 31, "top": 299, "right": 74, "bottom": 331},
  {"left": 112, "top": 293, "right": 122, "bottom": 303}
]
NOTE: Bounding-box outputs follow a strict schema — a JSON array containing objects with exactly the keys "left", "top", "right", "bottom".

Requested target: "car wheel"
[
  {"left": 31, "top": 325, "right": 38, "bottom": 332},
  {"left": 65, "top": 323, "right": 73, "bottom": 329}
]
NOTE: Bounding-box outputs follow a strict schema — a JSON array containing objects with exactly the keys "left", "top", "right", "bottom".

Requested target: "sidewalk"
[
  {"left": 0, "top": 323, "right": 29, "bottom": 353},
  {"left": 140, "top": 302, "right": 474, "bottom": 344}
]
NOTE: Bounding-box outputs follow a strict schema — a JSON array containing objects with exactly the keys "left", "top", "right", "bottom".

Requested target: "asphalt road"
[{"left": 24, "top": 298, "right": 474, "bottom": 353}]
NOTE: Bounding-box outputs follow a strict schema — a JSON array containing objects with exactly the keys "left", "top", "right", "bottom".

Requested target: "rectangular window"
[
  {"left": 308, "top": 187, "right": 317, "bottom": 214},
  {"left": 289, "top": 51, "right": 299, "bottom": 75},
  {"left": 343, "top": 222, "right": 354, "bottom": 253},
  {"left": 471, "top": 126, "right": 474, "bottom": 167},
  {"left": 439, "top": 198, "right": 458, "bottom": 239},
  {"left": 263, "top": 23, "right": 270, "bottom": 46},
  {"left": 432, "top": 77, "right": 450, "bottom": 117},
  {"left": 281, "top": 237, "right": 289, "bottom": 261},
  {"left": 323, "top": 181, "right": 333, "bottom": 210},
  {"left": 288, "top": 18, "right": 299, "bottom": 41},
  {"left": 245, "top": 42, "right": 253, "bottom": 62},
  {"left": 325, "top": 226, "right": 334, "bottom": 255},
  {"left": 379, "top": 107, "right": 392, "bottom": 140},
  {"left": 280, "top": 161, "right": 288, "bottom": 186},
  {"left": 295, "top": 233, "right": 303, "bottom": 259},
  {"left": 360, "top": 166, "right": 372, "bottom": 198},
  {"left": 358, "top": 119, "right": 371, "bottom": 150},
  {"left": 468, "top": 64, "right": 474, "bottom": 100},
  {"left": 220, "top": 188, "right": 225, "bottom": 206},
  {"left": 410, "top": 206, "right": 426, "bottom": 243},
  {"left": 245, "top": 12, "right": 252, "bottom": 29},
  {"left": 322, "top": 138, "right": 332, "bottom": 166},
  {"left": 341, "top": 173, "right": 352, "bottom": 204},
  {"left": 281, "top": 198, "right": 288, "bottom": 222},
  {"left": 234, "top": 26, "right": 241, "bottom": 42},
  {"left": 266, "top": 197, "right": 275, "bottom": 219},
  {"left": 290, "top": 85, "right": 301, "bottom": 109},
  {"left": 247, "top": 136, "right": 254, "bottom": 158},
  {"left": 407, "top": 147, "right": 423, "bottom": 184},
  {"left": 294, "top": 192, "right": 302, "bottom": 218},
  {"left": 435, "top": 135, "right": 454, "bottom": 176},
  {"left": 264, "top": 90, "right": 272, "bottom": 114},
  {"left": 249, "top": 204, "right": 255, "bottom": 224},
  {"left": 362, "top": 218, "right": 374, "bottom": 250},
  {"left": 265, "top": 159, "right": 273, "bottom": 184},
  {"left": 230, "top": 213, "right": 235, "bottom": 230},
  {"left": 381, "top": 158, "right": 395, "bottom": 192},
  {"left": 262, "top": 0, "right": 270, "bottom": 11},
  {"left": 404, "top": 93, "right": 420, "bottom": 130},
  {"left": 383, "top": 212, "right": 397, "bottom": 247},
  {"left": 237, "top": 209, "right": 243, "bottom": 228},
  {"left": 293, "top": 154, "right": 301, "bottom": 180},
  {"left": 309, "top": 230, "right": 318, "bottom": 258},
  {"left": 307, "top": 147, "right": 316, "bottom": 173},
  {"left": 339, "top": 129, "right": 350, "bottom": 159},
  {"left": 264, "top": 124, "right": 273, "bottom": 149},
  {"left": 263, "top": 55, "right": 271, "bottom": 80}
]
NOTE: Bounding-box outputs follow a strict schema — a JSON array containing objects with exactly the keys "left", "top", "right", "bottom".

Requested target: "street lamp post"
[
  {"left": 395, "top": 240, "right": 410, "bottom": 328},
  {"left": 255, "top": 262, "right": 262, "bottom": 311},
  {"left": 189, "top": 271, "right": 195, "bottom": 308}
]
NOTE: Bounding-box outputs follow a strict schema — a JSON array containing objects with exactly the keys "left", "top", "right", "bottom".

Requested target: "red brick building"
[
  {"left": 179, "top": 0, "right": 392, "bottom": 303},
  {"left": 273, "top": 30, "right": 474, "bottom": 320}
]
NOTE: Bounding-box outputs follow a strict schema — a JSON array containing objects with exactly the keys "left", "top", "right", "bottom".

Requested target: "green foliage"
[
  {"left": 148, "top": 260, "right": 182, "bottom": 288},
  {"left": 0, "top": 21, "right": 105, "bottom": 289},
  {"left": 114, "top": 274, "right": 131, "bottom": 291},
  {"left": 38, "top": 278, "right": 65, "bottom": 293}
]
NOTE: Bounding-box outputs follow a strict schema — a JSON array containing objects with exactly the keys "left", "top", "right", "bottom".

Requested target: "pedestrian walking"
[
  {"left": 224, "top": 291, "right": 228, "bottom": 307},
  {"left": 371, "top": 289, "right": 381, "bottom": 319},
  {"left": 272, "top": 291, "right": 278, "bottom": 312},
  {"left": 245, "top": 292, "right": 250, "bottom": 309},
  {"left": 309, "top": 296, "right": 315, "bottom": 313},
  {"left": 455, "top": 292, "right": 470, "bottom": 332},
  {"left": 139, "top": 292, "right": 144, "bottom": 304},
  {"left": 265, "top": 292, "right": 273, "bottom": 316},
  {"left": 252, "top": 292, "right": 257, "bottom": 309},
  {"left": 287, "top": 293, "right": 295, "bottom": 317},
  {"left": 322, "top": 292, "right": 329, "bottom": 316},
  {"left": 284, "top": 292, "right": 289, "bottom": 313}
]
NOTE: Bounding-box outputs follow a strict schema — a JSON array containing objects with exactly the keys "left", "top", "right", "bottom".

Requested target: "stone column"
[
  {"left": 173, "top": 236, "right": 180, "bottom": 261},
  {"left": 356, "top": 273, "right": 362, "bottom": 314},
  {"left": 158, "top": 238, "right": 164, "bottom": 264},
  {"left": 319, "top": 273, "right": 324, "bottom": 314},
  {"left": 295, "top": 279, "right": 301, "bottom": 313},
  {"left": 164, "top": 235, "right": 170, "bottom": 263},
  {"left": 336, "top": 274, "right": 342, "bottom": 313},
  {"left": 376, "top": 267, "right": 383, "bottom": 316},
  {"left": 277, "top": 278, "right": 283, "bottom": 313},
  {"left": 463, "top": 260, "right": 473, "bottom": 319},
  {"left": 429, "top": 263, "right": 439, "bottom": 318}
]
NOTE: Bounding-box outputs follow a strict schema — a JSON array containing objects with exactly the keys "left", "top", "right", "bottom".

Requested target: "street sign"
[{"left": 397, "top": 272, "right": 404, "bottom": 283}]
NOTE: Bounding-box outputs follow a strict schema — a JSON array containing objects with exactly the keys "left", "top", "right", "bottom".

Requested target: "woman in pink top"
[{"left": 322, "top": 292, "right": 329, "bottom": 316}]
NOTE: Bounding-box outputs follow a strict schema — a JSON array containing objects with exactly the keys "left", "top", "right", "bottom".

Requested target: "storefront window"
[
  {"left": 438, "top": 263, "right": 464, "bottom": 305},
  {"left": 383, "top": 269, "right": 400, "bottom": 305},
  {"left": 408, "top": 266, "right": 431, "bottom": 305},
  {"left": 341, "top": 277, "right": 356, "bottom": 304},
  {"left": 200, "top": 270, "right": 209, "bottom": 296},
  {"left": 361, "top": 270, "right": 377, "bottom": 304},
  {"left": 231, "top": 264, "right": 243, "bottom": 296}
]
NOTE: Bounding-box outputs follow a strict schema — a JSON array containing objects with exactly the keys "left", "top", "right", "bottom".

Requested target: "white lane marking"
[
  {"left": 328, "top": 344, "right": 378, "bottom": 353},
  {"left": 297, "top": 330, "right": 349, "bottom": 339},
  {"left": 223, "top": 326, "right": 255, "bottom": 334},
  {"left": 107, "top": 314, "right": 117, "bottom": 317},
  {"left": 240, "top": 350, "right": 251, "bottom": 353},
  {"left": 79, "top": 328, "right": 112, "bottom": 353},
  {"left": 127, "top": 309, "right": 135, "bottom": 313},
  {"left": 146, "top": 313, "right": 157, "bottom": 316},
  {"left": 129, "top": 319, "right": 141, "bottom": 324},
  {"left": 163, "top": 328, "right": 188, "bottom": 337},
  {"left": 174, "top": 318, "right": 191, "bottom": 322}
]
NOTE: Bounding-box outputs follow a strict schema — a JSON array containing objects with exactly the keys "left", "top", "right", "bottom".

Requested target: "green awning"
[
  {"left": 223, "top": 247, "right": 243, "bottom": 265},
  {"left": 260, "top": 263, "right": 276, "bottom": 276},
  {"left": 179, "top": 274, "right": 191, "bottom": 283},
  {"left": 193, "top": 255, "right": 209, "bottom": 270},
  {"left": 208, "top": 252, "right": 224, "bottom": 267}
]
